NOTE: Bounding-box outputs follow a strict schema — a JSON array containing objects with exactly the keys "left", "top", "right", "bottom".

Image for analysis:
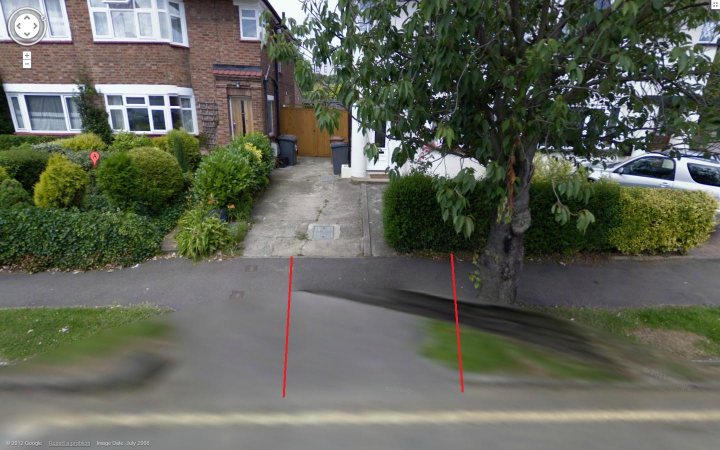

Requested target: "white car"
[{"left": 588, "top": 153, "right": 720, "bottom": 203}]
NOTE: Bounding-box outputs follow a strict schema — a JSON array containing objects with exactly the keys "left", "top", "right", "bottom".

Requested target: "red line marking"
[
  {"left": 451, "top": 253, "right": 465, "bottom": 393},
  {"left": 282, "top": 256, "right": 294, "bottom": 398}
]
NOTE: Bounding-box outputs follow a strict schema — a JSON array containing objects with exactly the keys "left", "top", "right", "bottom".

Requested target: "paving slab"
[{"left": 244, "top": 157, "right": 395, "bottom": 257}]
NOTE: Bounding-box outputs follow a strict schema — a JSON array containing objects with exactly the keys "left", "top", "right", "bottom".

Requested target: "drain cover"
[{"left": 312, "top": 225, "right": 335, "bottom": 241}]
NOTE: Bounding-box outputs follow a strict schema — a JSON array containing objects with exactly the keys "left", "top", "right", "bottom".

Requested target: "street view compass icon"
[{"left": 7, "top": 8, "right": 47, "bottom": 46}]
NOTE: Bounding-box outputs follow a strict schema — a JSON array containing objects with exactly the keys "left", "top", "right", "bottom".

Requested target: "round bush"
[
  {"left": 33, "top": 154, "right": 88, "bottom": 208},
  {"left": 53, "top": 133, "right": 107, "bottom": 152},
  {"left": 0, "top": 145, "right": 49, "bottom": 192},
  {"left": 0, "top": 166, "right": 8, "bottom": 183},
  {"left": 96, "top": 151, "right": 140, "bottom": 209},
  {"left": 193, "top": 148, "right": 252, "bottom": 207},
  {"left": 0, "top": 178, "right": 32, "bottom": 209},
  {"left": 128, "top": 146, "right": 184, "bottom": 212}
]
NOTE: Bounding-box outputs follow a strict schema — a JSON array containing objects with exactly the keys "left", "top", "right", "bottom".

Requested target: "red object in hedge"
[{"left": 89, "top": 151, "right": 101, "bottom": 168}]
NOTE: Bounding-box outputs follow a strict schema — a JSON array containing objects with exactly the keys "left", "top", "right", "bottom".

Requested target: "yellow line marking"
[{"left": 10, "top": 409, "right": 720, "bottom": 433}]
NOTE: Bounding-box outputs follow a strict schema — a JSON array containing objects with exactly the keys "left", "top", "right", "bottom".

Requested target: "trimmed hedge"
[
  {"left": 0, "top": 208, "right": 163, "bottom": 272},
  {"left": 609, "top": 188, "right": 716, "bottom": 254},
  {"left": 0, "top": 135, "right": 55, "bottom": 150},
  {"left": 383, "top": 174, "right": 717, "bottom": 256},
  {"left": 525, "top": 180, "right": 622, "bottom": 255},
  {"left": 0, "top": 145, "right": 50, "bottom": 192},
  {"left": 383, "top": 173, "right": 478, "bottom": 253},
  {"left": 96, "top": 151, "right": 140, "bottom": 210}
]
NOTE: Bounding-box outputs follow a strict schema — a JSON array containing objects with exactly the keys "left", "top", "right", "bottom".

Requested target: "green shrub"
[
  {"left": 0, "top": 208, "right": 162, "bottom": 272},
  {"left": 227, "top": 132, "right": 274, "bottom": 177},
  {"left": 0, "top": 145, "right": 49, "bottom": 192},
  {"left": 193, "top": 148, "right": 253, "bottom": 208},
  {"left": 0, "top": 166, "right": 8, "bottom": 183},
  {"left": 383, "top": 173, "right": 477, "bottom": 253},
  {"left": 33, "top": 154, "right": 88, "bottom": 208},
  {"left": 32, "top": 142, "right": 100, "bottom": 171},
  {"left": 53, "top": 133, "right": 107, "bottom": 152},
  {"left": 128, "top": 146, "right": 184, "bottom": 212},
  {"left": 0, "top": 179, "right": 33, "bottom": 209},
  {"left": 75, "top": 75, "right": 114, "bottom": 144},
  {"left": 175, "top": 208, "right": 232, "bottom": 260},
  {"left": 525, "top": 180, "right": 621, "bottom": 255},
  {"left": 153, "top": 130, "right": 201, "bottom": 171},
  {"left": 608, "top": 188, "right": 716, "bottom": 254},
  {"left": 96, "top": 152, "right": 140, "bottom": 210},
  {"left": 0, "top": 135, "right": 55, "bottom": 150},
  {"left": 109, "top": 132, "right": 153, "bottom": 152},
  {"left": 382, "top": 173, "right": 716, "bottom": 256}
]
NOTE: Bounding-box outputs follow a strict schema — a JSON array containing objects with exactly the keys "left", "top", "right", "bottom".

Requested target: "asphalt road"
[
  {"left": 2, "top": 256, "right": 720, "bottom": 309},
  {"left": 3, "top": 256, "right": 720, "bottom": 449}
]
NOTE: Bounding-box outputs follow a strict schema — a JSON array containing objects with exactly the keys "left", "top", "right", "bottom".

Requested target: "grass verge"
[
  {"left": 423, "top": 306, "right": 720, "bottom": 380},
  {"left": 0, "top": 304, "right": 169, "bottom": 363},
  {"left": 422, "top": 321, "right": 618, "bottom": 380},
  {"left": 543, "top": 306, "right": 720, "bottom": 357}
]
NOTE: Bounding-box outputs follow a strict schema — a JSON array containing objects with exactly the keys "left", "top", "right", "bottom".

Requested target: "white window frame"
[
  {"left": 239, "top": 7, "right": 261, "bottom": 40},
  {"left": 87, "top": 0, "right": 188, "bottom": 46},
  {"left": 4, "top": 89, "right": 82, "bottom": 134},
  {"left": 698, "top": 21, "right": 720, "bottom": 45},
  {"left": 97, "top": 85, "right": 198, "bottom": 135},
  {"left": 0, "top": 0, "right": 72, "bottom": 42}
]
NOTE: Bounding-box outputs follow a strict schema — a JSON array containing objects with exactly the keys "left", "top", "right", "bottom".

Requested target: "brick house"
[{"left": 0, "top": 0, "right": 300, "bottom": 148}]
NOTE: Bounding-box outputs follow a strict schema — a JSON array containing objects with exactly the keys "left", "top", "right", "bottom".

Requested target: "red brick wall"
[
  {"left": 0, "top": 0, "right": 297, "bottom": 146},
  {"left": 0, "top": 0, "right": 191, "bottom": 85}
]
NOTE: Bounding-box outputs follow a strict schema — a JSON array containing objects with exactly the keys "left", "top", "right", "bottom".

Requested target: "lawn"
[
  {"left": 0, "top": 304, "right": 169, "bottom": 363},
  {"left": 423, "top": 306, "right": 720, "bottom": 380},
  {"left": 423, "top": 321, "right": 618, "bottom": 380}
]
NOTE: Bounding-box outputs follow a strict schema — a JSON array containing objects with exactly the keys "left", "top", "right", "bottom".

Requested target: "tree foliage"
[
  {"left": 75, "top": 73, "right": 114, "bottom": 145},
  {"left": 268, "top": 0, "right": 720, "bottom": 303}
]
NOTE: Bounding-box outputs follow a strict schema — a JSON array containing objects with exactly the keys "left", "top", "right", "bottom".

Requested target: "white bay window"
[
  {"left": 0, "top": 0, "right": 71, "bottom": 41},
  {"left": 104, "top": 92, "right": 195, "bottom": 134},
  {"left": 4, "top": 84, "right": 196, "bottom": 135},
  {"left": 88, "top": 0, "right": 188, "bottom": 45}
]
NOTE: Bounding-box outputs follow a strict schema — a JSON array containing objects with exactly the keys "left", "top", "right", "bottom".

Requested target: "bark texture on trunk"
[{"left": 476, "top": 149, "right": 534, "bottom": 305}]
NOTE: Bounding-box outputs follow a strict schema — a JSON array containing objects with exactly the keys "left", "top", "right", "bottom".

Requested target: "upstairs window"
[
  {"left": 699, "top": 21, "right": 719, "bottom": 45},
  {"left": 239, "top": 7, "right": 261, "bottom": 40},
  {"left": 0, "top": 0, "right": 71, "bottom": 40},
  {"left": 88, "top": 0, "right": 188, "bottom": 45}
]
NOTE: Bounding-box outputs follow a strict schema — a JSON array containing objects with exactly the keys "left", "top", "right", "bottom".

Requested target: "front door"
[
  {"left": 229, "top": 97, "right": 254, "bottom": 137},
  {"left": 367, "top": 122, "right": 390, "bottom": 171}
]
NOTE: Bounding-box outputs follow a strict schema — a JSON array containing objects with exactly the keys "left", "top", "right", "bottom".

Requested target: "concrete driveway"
[{"left": 243, "top": 157, "right": 395, "bottom": 257}]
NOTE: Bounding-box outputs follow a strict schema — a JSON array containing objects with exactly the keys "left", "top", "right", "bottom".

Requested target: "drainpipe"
[{"left": 274, "top": 59, "right": 281, "bottom": 135}]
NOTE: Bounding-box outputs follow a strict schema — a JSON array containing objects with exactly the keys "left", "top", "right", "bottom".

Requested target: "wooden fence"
[{"left": 279, "top": 107, "right": 349, "bottom": 157}]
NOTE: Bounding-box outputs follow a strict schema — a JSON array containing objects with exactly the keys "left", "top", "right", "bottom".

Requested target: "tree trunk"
[{"left": 476, "top": 157, "right": 533, "bottom": 305}]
